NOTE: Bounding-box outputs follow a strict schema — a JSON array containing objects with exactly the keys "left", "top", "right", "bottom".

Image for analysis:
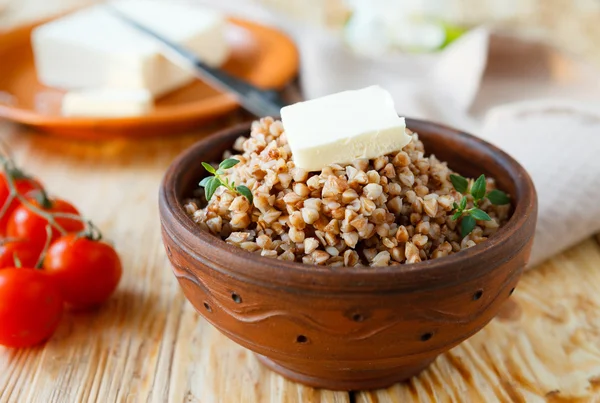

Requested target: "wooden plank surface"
[
  {"left": 0, "top": 119, "right": 353, "bottom": 403},
  {"left": 1, "top": 1, "right": 600, "bottom": 402},
  {"left": 358, "top": 240, "right": 600, "bottom": 403}
]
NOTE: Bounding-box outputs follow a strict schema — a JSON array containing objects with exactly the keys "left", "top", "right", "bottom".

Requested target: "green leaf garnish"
[
  {"left": 204, "top": 177, "right": 219, "bottom": 202},
  {"left": 471, "top": 174, "right": 487, "bottom": 200},
  {"left": 440, "top": 22, "right": 467, "bottom": 49},
  {"left": 201, "top": 162, "right": 216, "bottom": 174},
  {"left": 486, "top": 189, "right": 510, "bottom": 205},
  {"left": 460, "top": 215, "right": 476, "bottom": 237},
  {"left": 449, "top": 173, "right": 510, "bottom": 237},
  {"left": 199, "top": 177, "right": 212, "bottom": 187},
  {"left": 450, "top": 174, "right": 468, "bottom": 194},
  {"left": 199, "top": 158, "right": 252, "bottom": 203},
  {"left": 236, "top": 185, "right": 253, "bottom": 204},
  {"left": 219, "top": 158, "right": 240, "bottom": 170},
  {"left": 469, "top": 208, "right": 491, "bottom": 221}
]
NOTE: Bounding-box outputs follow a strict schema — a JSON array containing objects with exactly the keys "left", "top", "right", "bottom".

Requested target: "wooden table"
[{"left": 2, "top": 2, "right": 600, "bottom": 403}]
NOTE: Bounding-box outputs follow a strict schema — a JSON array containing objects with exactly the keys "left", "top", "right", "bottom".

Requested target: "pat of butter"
[
  {"left": 62, "top": 89, "right": 153, "bottom": 117},
  {"left": 32, "top": 1, "right": 229, "bottom": 97},
  {"left": 281, "top": 86, "right": 412, "bottom": 171}
]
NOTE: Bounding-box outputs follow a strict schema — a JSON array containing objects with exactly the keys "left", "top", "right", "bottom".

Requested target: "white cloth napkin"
[
  {"left": 480, "top": 100, "right": 600, "bottom": 266},
  {"left": 199, "top": 0, "right": 600, "bottom": 266}
]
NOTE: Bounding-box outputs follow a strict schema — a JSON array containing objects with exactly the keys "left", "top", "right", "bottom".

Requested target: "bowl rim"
[{"left": 159, "top": 118, "right": 537, "bottom": 292}]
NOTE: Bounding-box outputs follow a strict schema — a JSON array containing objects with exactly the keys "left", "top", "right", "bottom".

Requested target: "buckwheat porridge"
[{"left": 184, "top": 117, "right": 511, "bottom": 267}]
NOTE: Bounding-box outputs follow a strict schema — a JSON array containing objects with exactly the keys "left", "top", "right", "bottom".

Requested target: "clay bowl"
[{"left": 159, "top": 119, "right": 537, "bottom": 390}]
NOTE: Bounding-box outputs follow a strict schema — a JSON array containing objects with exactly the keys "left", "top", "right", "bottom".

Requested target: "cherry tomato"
[
  {"left": 0, "top": 268, "right": 63, "bottom": 348},
  {"left": 0, "top": 241, "right": 41, "bottom": 269},
  {"left": 6, "top": 198, "right": 84, "bottom": 249},
  {"left": 44, "top": 234, "right": 122, "bottom": 309},
  {"left": 0, "top": 174, "right": 41, "bottom": 235}
]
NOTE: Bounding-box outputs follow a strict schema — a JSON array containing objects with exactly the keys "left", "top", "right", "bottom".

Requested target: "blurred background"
[
  {"left": 2, "top": 0, "right": 600, "bottom": 66},
  {"left": 263, "top": 0, "right": 600, "bottom": 66}
]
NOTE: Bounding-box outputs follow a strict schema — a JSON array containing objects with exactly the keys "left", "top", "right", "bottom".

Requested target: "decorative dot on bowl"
[
  {"left": 420, "top": 332, "right": 433, "bottom": 342},
  {"left": 231, "top": 293, "right": 242, "bottom": 304},
  {"left": 296, "top": 335, "right": 308, "bottom": 344},
  {"left": 473, "top": 290, "right": 484, "bottom": 301},
  {"left": 352, "top": 313, "right": 365, "bottom": 322},
  {"left": 203, "top": 302, "right": 212, "bottom": 312}
]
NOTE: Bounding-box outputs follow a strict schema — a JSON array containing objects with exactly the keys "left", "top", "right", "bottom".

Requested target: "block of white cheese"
[
  {"left": 281, "top": 86, "right": 412, "bottom": 171},
  {"left": 32, "top": 1, "right": 230, "bottom": 97},
  {"left": 62, "top": 89, "right": 153, "bottom": 117}
]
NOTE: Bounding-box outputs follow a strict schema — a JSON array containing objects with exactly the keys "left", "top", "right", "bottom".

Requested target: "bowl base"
[{"left": 255, "top": 354, "right": 435, "bottom": 391}]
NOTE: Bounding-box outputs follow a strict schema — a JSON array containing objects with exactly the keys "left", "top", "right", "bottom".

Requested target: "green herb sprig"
[
  {"left": 449, "top": 174, "right": 510, "bottom": 237},
  {"left": 199, "top": 159, "right": 253, "bottom": 204}
]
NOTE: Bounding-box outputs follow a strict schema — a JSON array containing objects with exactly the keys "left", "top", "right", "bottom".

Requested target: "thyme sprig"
[
  {"left": 449, "top": 174, "right": 510, "bottom": 237},
  {"left": 199, "top": 159, "right": 253, "bottom": 203}
]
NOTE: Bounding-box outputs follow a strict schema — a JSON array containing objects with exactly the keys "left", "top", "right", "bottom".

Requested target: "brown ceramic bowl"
[{"left": 159, "top": 119, "right": 537, "bottom": 391}]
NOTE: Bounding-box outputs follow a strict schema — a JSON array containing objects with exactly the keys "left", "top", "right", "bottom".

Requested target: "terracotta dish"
[
  {"left": 159, "top": 119, "right": 537, "bottom": 390},
  {"left": 0, "top": 17, "right": 298, "bottom": 139}
]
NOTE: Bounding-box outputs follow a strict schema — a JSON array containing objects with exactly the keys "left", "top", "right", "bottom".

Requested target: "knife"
[{"left": 106, "top": 6, "right": 288, "bottom": 118}]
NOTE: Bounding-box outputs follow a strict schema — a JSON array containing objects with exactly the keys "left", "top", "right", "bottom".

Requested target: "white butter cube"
[
  {"left": 32, "top": 1, "right": 230, "bottom": 97},
  {"left": 281, "top": 86, "right": 412, "bottom": 171},
  {"left": 62, "top": 89, "right": 153, "bottom": 117}
]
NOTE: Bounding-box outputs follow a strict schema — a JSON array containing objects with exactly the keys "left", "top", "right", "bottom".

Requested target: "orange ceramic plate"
[{"left": 0, "top": 16, "right": 299, "bottom": 139}]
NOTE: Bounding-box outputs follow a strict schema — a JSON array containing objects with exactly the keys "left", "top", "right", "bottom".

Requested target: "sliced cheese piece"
[
  {"left": 280, "top": 86, "right": 412, "bottom": 171},
  {"left": 32, "top": 1, "right": 230, "bottom": 97},
  {"left": 62, "top": 89, "right": 153, "bottom": 117}
]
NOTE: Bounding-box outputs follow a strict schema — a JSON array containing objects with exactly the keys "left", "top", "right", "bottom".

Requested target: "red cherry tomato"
[
  {"left": 0, "top": 241, "right": 41, "bottom": 269},
  {"left": 0, "top": 268, "right": 64, "bottom": 348},
  {"left": 0, "top": 174, "right": 41, "bottom": 235},
  {"left": 6, "top": 198, "right": 84, "bottom": 249},
  {"left": 44, "top": 234, "right": 122, "bottom": 309}
]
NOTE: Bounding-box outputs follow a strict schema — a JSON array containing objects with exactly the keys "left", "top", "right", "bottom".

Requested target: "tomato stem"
[
  {"left": 34, "top": 225, "right": 53, "bottom": 270},
  {"left": 0, "top": 178, "right": 15, "bottom": 223},
  {"left": 31, "top": 188, "right": 53, "bottom": 209},
  {"left": 13, "top": 252, "right": 22, "bottom": 268},
  {"left": 0, "top": 158, "right": 41, "bottom": 222},
  {"left": 0, "top": 158, "right": 78, "bottom": 236},
  {"left": 6, "top": 166, "right": 29, "bottom": 181},
  {"left": 0, "top": 145, "right": 104, "bottom": 264},
  {"left": 80, "top": 220, "right": 103, "bottom": 242},
  {"left": 0, "top": 142, "right": 18, "bottom": 172}
]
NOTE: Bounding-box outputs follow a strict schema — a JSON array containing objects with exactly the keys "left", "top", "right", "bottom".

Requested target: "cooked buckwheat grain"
[{"left": 185, "top": 117, "right": 510, "bottom": 267}]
